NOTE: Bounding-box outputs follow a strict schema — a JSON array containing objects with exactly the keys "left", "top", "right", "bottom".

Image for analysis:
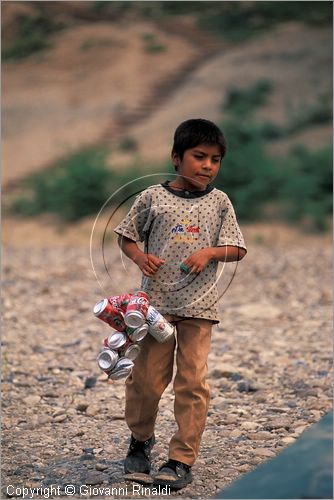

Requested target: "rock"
[
  {"left": 95, "top": 463, "right": 108, "bottom": 471},
  {"left": 52, "top": 408, "right": 66, "bottom": 418},
  {"left": 265, "top": 418, "right": 292, "bottom": 430},
  {"left": 86, "top": 406, "right": 99, "bottom": 417},
  {"left": 280, "top": 437, "right": 297, "bottom": 445},
  {"left": 248, "top": 431, "right": 273, "bottom": 441},
  {"left": 24, "top": 395, "right": 41, "bottom": 405},
  {"left": 85, "top": 377, "right": 97, "bottom": 389},
  {"left": 241, "top": 421, "right": 259, "bottom": 431},
  {"left": 237, "top": 381, "right": 258, "bottom": 393},
  {"left": 53, "top": 414, "right": 67, "bottom": 423},
  {"left": 76, "top": 402, "right": 89, "bottom": 412},
  {"left": 209, "top": 364, "right": 241, "bottom": 379},
  {"left": 252, "top": 448, "right": 276, "bottom": 458},
  {"left": 230, "top": 429, "right": 243, "bottom": 438}
]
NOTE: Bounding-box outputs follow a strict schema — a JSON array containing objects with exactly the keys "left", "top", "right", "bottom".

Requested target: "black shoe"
[
  {"left": 124, "top": 434, "right": 155, "bottom": 474},
  {"left": 153, "top": 459, "right": 193, "bottom": 490}
]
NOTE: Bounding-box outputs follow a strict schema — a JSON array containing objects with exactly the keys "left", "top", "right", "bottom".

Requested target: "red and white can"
[
  {"left": 111, "top": 293, "right": 133, "bottom": 313},
  {"left": 124, "top": 291, "right": 150, "bottom": 328},
  {"left": 146, "top": 305, "right": 175, "bottom": 343},
  {"left": 93, "top": 298, "right": 126, "bottom": 332}
]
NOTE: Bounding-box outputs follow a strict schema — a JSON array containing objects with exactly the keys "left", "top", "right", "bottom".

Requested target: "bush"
[
  {"left": 11, "top": 147, "right": 113, "bottom": 221},
  {"left": 216, "top": 120, "right": 284, "bottom": 220},
  {"left": 223, "top": 80, "right": 273, "bottom": 116},
  {"left": 279, "top": 145, "right": 333, "bottom": 231},
  {"left": 198, "top": 1, "right": 332, "bottom": 41},
  {"left": 2, "top": 10, "right": 64, "bottom": 60}
]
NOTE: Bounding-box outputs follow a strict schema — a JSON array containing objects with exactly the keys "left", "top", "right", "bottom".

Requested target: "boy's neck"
[{"left": 169, "top": 177, "right": 207, "bottom": 192}]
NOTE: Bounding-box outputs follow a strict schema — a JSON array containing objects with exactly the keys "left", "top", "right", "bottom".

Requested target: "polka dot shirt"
[{"left": 114, "top": 182, "right": 247, "bottom": 323}]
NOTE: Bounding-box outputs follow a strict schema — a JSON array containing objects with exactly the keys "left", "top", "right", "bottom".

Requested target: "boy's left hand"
[{"left": 182, "top": 248, "right": 212, "bottom": 274}]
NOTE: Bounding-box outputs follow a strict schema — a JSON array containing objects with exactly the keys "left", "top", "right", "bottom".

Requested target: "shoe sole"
[{"left": 153, "top": 475, "right": 193, "bottom": 490}]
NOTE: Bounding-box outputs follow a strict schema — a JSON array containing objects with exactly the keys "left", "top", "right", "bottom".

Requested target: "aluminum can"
[
  {"left": 121, "top": 343, "right": 141, "bottom": 361},
  {"left": 108, "top": 358, "right": 134, "bottom": 381},
  {"left": 106, "top": 331, "right": 129, "bottom": 350},
  {"left": 104, "top": 332, "right": 139, "bottom": 360},
  {"left": 126, "top": 323, "right": 149, "bottom": 342},
  {"left": 93, "top": 298, "right": 126, "bottom": 332},
  {"left": 146, "top": 305, "right": 175, "bottom": 343},
  {"left": 97, "top": 348, "right": 119, "bottom": 372},
  {"left": 124, "top": 291, "right": 150, "bottom": 328},
  {"left": 112, "top": 293, "right": 133, "bottom": 313}
]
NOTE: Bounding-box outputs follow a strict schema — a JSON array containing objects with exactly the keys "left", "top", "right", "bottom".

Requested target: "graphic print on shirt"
[{"left": 170, "top": 205, "right": 200, "bottom": 243}]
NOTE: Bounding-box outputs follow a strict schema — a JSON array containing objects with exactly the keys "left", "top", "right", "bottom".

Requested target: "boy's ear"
[{"left": 171, "top": 151, "right": 180, "bottom": 168}]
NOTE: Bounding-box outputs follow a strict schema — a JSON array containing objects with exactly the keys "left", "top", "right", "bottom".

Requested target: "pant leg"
[
  {"left": 125, "top": 328, "right": 176, "bottom": 441},
  {"left": 169, "top": 317, "right": 212, "bottom": 466}
]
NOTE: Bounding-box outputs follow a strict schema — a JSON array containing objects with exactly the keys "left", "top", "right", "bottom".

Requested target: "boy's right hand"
[{"left": 134, "top": 252, "right": 165, "bottom": 277}]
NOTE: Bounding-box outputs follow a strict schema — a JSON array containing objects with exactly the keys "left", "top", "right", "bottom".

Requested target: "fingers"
[{"left": 142, "top": 255, "right": 165, "bottom": 276}]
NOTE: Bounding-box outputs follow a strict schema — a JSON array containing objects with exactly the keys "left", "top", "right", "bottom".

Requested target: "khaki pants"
[{"left": 125, "top": 315, "right": 213, "bottom": 466}]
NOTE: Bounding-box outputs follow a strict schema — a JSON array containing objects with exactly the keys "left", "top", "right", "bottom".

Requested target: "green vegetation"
[
  {"left": 223, "top": 80, "right": 273, "bottom": 116},
  {"left": 2, "top": 10, "right": 64, "bottom": 60},
  {"left": 9, "top": 77, "right": 332, "bottom": 231},
  {"left": 11, "top": 147, "right": 112, "bottom": 222},
  {"left": 216, "top": 81, "right": 332, "bottom": 231},
  {"left": 10, "top": 147, "right": 168, "bottom": 223},
  {"left": 197, "top": 1, "right": 332, "bottom": 41},
  {"left": 141, "top": 33, "right": 166, "bottom": 54}
]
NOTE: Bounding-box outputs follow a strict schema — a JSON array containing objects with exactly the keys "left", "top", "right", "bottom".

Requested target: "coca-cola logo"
[{"left": 131, "top": 297, "right": 147, "bottom": 305}]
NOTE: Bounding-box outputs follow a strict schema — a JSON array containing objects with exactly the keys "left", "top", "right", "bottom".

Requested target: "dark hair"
[{"left": 172, "top": 118, "right": 227, "bottom": 162}]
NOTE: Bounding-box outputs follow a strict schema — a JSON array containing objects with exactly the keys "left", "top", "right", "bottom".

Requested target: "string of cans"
[{"left": 93, "top": 291, "right": 175, "bottom": 381}]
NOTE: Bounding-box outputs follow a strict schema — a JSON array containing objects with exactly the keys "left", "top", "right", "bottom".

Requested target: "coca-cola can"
[
  {"left": 124, "top": 291, "right": 150, "bottom": 328},
  {"left": 97, "top": 348, "right": 119, "bottom": 372},
  {"left": 111, "top": 293, "right": 133, "bottom": 313},
  {"left": 126, "top": 323, "right": 149, "bottom": 342},
  {"left": 108, "top": 358, "right": 134, "bottom": 380},
  {"left": 146, "top": 305, "right": 175, "bottom": 343},
  {"left": 93, "top": 298, "right": 126, "bottom": 332}
]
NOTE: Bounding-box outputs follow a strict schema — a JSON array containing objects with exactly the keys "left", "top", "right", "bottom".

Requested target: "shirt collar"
[{"left": 161, "top": 180, "right": 213, "bottom": 199}]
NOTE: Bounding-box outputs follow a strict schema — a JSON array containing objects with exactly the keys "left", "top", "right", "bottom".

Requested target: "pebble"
[
  {"left": 241, "top": 421, "right": 259, "bottom": 430},
  {"left": 53, "top": 414, "right": 67, "bottom": 423},
  {"left": 1, "top": 241, "right": 331, "bottom": 499},
  {"left": 24, "top": 395, "right": 41, "bottom": 405},
  {"left": 252, "top": 448, "right": 276, "bottom": 458}
]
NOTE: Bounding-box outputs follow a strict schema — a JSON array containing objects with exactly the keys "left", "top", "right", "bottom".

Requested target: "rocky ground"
[{"left": 1, "top": 229, "right": 332, "bottom": 499}]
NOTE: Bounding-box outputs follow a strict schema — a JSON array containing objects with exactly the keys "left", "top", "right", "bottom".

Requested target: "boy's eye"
[{"left": 194, "top": 154, "right": 203, "bottom": 159}]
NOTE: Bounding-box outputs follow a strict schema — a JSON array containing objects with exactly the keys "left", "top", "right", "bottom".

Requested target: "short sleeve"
[
  {"left": 217, "top": 195, "right": 247, "bottom": 251},
  {"left": 114, "top": 189, "right": 153, "bottom": 242}
]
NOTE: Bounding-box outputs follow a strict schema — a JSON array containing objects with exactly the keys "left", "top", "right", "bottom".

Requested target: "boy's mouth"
[{"left": 196, "top": 174, "right": 211, "bottom": 181}]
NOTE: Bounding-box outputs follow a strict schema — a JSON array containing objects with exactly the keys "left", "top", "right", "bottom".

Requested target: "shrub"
[
  {"left": 11, "top": 147, "right": 113, "bottom": 221},
  {"left": 2, "top": 10, "right": 64, "bottom": 60},
  {"left": 223, "top": 80, "right": 273, "bottom": 116},
  {"left": 279, "top": 145, "right": 333, "bottom": 231}
]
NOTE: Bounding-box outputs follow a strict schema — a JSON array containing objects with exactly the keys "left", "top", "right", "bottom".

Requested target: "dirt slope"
[{"left": 3, "top": 17, "right": 332, "bottom": 186}]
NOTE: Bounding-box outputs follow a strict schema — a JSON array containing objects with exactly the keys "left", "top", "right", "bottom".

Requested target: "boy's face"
[{"left": 171, "top": 143, "right": 222, "bottom": 191}]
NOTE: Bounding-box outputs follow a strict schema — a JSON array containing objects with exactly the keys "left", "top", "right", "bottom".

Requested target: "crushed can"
[
  {"left": 124, "top": 291, "right": 150, "bottom": 328},
  {"left": 97, "top": 348, "right": 119, "bottom": 372},
  {"left": 108, "top": 358, "right": 134, "bottom": 380}
]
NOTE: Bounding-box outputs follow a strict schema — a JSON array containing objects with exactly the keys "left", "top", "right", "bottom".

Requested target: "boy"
[{"left": 114, "top": 118, "right": 247, "bottom": 490}]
